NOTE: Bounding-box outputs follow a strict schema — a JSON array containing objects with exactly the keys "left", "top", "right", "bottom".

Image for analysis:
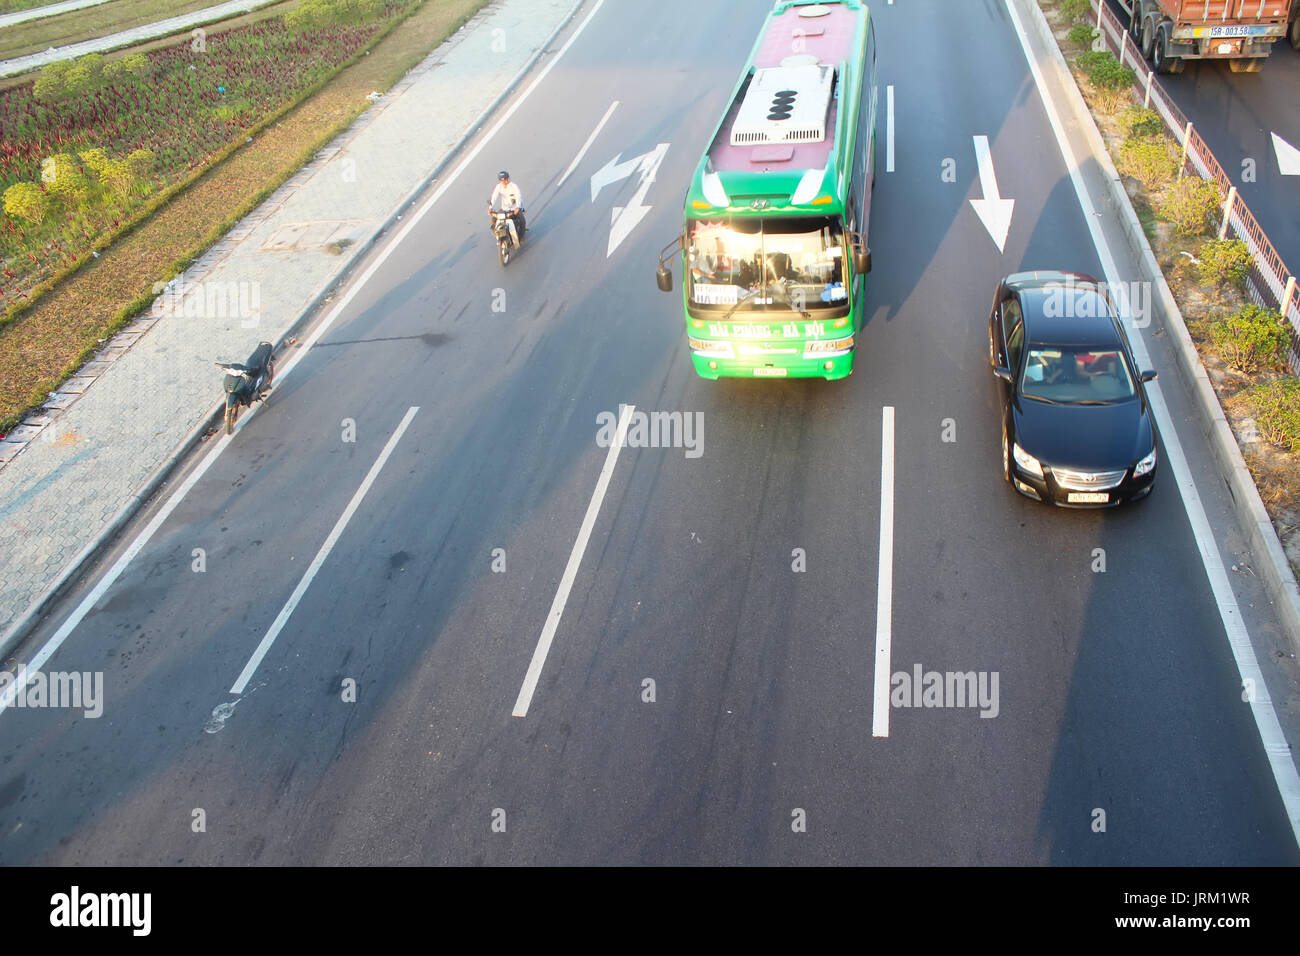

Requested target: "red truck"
[{"left": 1117, "top": 0, "right": 1295, "bottom": 72}]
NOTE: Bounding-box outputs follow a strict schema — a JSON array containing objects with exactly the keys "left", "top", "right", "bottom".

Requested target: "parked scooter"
[{"left": 215, "top": 341, "right": 274, "bottom": 435}]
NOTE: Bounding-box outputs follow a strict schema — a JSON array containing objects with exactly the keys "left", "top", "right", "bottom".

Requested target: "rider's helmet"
[{"left": 498, "top": 170, "right": 510, "bottom": 181}]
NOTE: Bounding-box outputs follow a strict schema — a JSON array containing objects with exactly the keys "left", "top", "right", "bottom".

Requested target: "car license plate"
[
  {"left": 1068, "top": 492, "right": 1110, "bottom": 504},
  {"left": 753, "top": 367, "right": 787, "bottom": 377}
]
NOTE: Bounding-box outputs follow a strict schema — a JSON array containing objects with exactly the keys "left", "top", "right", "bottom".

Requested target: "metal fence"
[{"left": 1087, "top": 0, "right": 1300, "bottom": 362}]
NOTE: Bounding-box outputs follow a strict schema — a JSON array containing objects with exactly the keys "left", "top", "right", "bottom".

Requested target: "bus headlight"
[
  {"left": 689, "top": 337, "right": 734, "bottom": 359},
  {"left": 803, "top": 335, "right": 854, "bottom": 357}
]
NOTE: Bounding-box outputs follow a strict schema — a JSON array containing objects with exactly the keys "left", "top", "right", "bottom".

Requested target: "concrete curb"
[
  {"left": 1020, "top": 0, "right": 1300, "bottom": 655},
  {"left": 0, "top": 0, "right": 589, "bottom": 658}
]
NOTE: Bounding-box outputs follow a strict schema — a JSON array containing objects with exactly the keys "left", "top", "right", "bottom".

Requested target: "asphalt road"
[
  {"left": 1105, "top": 0, "right": 1300, "bottom": 273},
  {"left": 0, "top": 0, "right": 1297, "bottom": 865}
]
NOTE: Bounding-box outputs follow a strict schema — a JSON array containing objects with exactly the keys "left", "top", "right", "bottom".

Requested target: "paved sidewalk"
[
  {"left": 0, "top": 0, "right": 111, "bottom": 31},
  {"left": 0, "top": 0, "right": 280, "bottom": 77},
  {"left": 0, "top": 0, "right": 581, "bottom": 646}
]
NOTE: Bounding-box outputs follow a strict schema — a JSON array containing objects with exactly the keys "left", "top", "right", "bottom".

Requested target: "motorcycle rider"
[{"left": 488, "top": 170, "right": 525, "bottom": 248}]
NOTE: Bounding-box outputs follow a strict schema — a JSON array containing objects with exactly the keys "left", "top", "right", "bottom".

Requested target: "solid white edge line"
[
  {"left": 886, "top": 85, "right": 895, "bottom": 173},
  {"left": 873, "top": 406, "right": 895, "bottom": 737},
  {"left": 1003, "top": 0, "right": 1300, "bottom": 845},
  {"left": 0, "top": 2, "right": 607, "bottom": 718},
  {"left": 513, "top": 403, "right": 635, "bottom": 718},
  {"left": 558, "top": 99, "right": 619, "bottom": 188},
  {"left": 229, "top": 406, "right": 419, "bottom": 695}
]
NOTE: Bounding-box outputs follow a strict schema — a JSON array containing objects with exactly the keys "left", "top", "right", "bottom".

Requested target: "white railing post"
[
  {"left": 1096, "top": 0, "right": 1103, "bottom": 34},
  {"left": 1218, "top": 185, "right": 1237, "bottom": 240},
  {"left": 1284, "top": 276, "right": 1298, "bottom": 322},
  {"left": 1120, "top": 23, "right": 1129, "bottom": 60},
  {"left": 1143, "top": 70, "right": 1153, "bottom": 109},
  {"left": 1179, "top": 121, "right": 1193, "bottom": 179}
]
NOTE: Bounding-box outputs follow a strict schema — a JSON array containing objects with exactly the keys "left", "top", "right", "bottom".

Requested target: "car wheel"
[{"left": 1001, "top": 424, "right": 1012, "bottom": 483}]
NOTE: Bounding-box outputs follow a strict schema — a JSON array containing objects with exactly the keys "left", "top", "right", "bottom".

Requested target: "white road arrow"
[
  {"left": 970, "top": 135, "right": 1015, "bottom": 253},
  {"left": 1272, "top": 132, "right": 1300, "bottom": 176},
  {"left": 590, "top": 142, "right": 670, "bottom": 257}
]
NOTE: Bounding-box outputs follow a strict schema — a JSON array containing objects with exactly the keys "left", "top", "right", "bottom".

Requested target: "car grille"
[{"left": 1053, "top": 467, "right": 1127, "bottom": 491}]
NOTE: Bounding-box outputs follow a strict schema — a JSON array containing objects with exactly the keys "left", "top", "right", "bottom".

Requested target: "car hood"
[{"left": 1013, "top": 398, "right": 1154, "bottom": 471}]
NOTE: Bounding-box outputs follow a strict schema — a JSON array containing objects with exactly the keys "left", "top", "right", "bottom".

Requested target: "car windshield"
[
  {"left": 686, "top": 216, "right": 847, "bottom": 312},
  {"left": 1020, "top": 347, "right": 1136, "bottom": 403}
]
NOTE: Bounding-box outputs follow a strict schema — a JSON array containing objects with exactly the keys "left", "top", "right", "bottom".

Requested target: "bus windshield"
[{"left": 687, "top": 216, "right": 847, "bottom": 312}]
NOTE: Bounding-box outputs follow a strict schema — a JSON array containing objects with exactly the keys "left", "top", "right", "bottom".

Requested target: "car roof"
[{"left": 1016, "top": 285, "right": 1124, "bottom": 349}]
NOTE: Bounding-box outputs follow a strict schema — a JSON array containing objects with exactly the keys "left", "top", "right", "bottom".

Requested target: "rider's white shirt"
[{"left": 491, "top": 181, "right": 523, "bottom": 210}]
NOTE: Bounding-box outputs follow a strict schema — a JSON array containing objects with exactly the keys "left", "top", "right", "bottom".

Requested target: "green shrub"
[
  {"left": 31, "top": 60, "right": 70, "bottom": 103},
  {"left": 1120, "top": 106, "right": 1163, "bottom": 138},
  {"left": 3, "top": 182, "right": 49, "bottom": 224},
  {"left": 1077, "top": 50, "right": 1134, "bottom": 89},
  {"left": 1197, "top": 238, "right": 1254, "bottom": 291},
  {"left": 126, "top": 149, "right": 155, "bottom": 174},
  {"left": 1061, "top": 0, "right": 1092, "bottom": 23},
  {"left": 1249, "top": 377, "right": 1300, "bottom": 451},
  {"left": 1118, "top": 135, "right": 1179, "bottom": 191},
  {"left": 1211, "top": 304, "right": 1289, "bottom": 373},
  {"left": 1068, "top": 24, "right": 1100, "bottom": 47},
  {"left": 1159, "top": 176, "right": 1222, "bottom": 236},
  {"left": 78, "top": 148, "right": 109, "bottom": 173},
  {"left": 98, "top": 159, "right": 134, "bottom": 200},
  {"left": 40, "top": 153, "right": 91, "bottom": 204}
]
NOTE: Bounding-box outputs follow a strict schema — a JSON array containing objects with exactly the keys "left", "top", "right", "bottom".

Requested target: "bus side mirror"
[
  {"left": 656, "top": 266, "right": 673, "bottom": 293},
  {"left": 853, "top": 249, "right": 872, "bottom": 275}
]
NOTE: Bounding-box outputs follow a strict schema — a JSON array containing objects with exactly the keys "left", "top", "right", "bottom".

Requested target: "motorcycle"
[
  {"left": 487, "top": 206, "right": 525, "bottom": 266},
  {"left": 215, "top": 341, "right": 275, "bottom": 435}
]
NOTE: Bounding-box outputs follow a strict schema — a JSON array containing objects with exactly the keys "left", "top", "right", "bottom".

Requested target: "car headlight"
[
  {"left": 1012, "top": 442, "right": 1044, "bottom": 478},
  {"left": 1134, "top": 447, "right": 1157, "bottom": 477}
]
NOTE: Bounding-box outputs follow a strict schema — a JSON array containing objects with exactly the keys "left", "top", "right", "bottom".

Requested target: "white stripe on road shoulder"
[
  {"left": 559, "top": 100, "right": 619, "bottom": 188},
  {"left": 873, "top": 405, "right": 895, "bottom": 737},
  {"left": 229, "top": 406, "right": 420, "bottom": 695},
  {"left": 513, "top": 403, "right": 635, "bottom": 718}
]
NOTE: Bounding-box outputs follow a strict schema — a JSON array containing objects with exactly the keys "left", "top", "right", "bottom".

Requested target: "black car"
[{"left": 988, "top": 271, "right": 1159, "bottom": 508}]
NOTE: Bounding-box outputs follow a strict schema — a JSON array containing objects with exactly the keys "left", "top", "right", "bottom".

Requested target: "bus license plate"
[
  {"left": 753, "top": 367, "right": 788, "bottom": 377},
  {"left": 1067, "top": 492, "right": 1110, "bottom": 504}
]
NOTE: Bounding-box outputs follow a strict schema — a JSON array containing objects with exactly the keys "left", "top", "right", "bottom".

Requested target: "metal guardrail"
[{"left": 1088, "top": 0, "right": 1300, "bottom": 360}]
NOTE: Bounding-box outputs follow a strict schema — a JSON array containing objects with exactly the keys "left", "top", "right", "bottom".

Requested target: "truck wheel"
[
  {"left": 1227, "top": 57, "right": 1264, "bottom": 73},
  {"left": 1127, "top": 3, "right": 1141, "bottom": 42},
  {"left": 1140, "top": 18, "right": 1155, "bottom": 60},
  {"left": 1290, "top": 13, "right": 1300, "bottom": 50},
  {"left": 1153, "top": 26, "right": 1178, "bottom": 74}
]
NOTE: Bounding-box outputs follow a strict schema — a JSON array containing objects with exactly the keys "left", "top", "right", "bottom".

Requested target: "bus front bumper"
[{"left": 690, "top": 351, "right": 855, "bottom": 381}]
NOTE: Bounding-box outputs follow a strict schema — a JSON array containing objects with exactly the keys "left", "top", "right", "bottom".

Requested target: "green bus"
[{"left": 656, "top": 0, "right": 877, "bottom": 380}]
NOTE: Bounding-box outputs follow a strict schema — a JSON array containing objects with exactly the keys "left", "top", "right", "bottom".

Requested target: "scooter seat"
[{"left": 246, "top": 342, "right": 273, "bottom": 371}]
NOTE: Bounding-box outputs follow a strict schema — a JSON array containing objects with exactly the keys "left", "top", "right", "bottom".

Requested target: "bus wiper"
[
  {"left": 722, "top": 288, "right": 761, "bottom": 322},
  {"left": 768, "top": 283, "right": 811, "bottom": 320}
]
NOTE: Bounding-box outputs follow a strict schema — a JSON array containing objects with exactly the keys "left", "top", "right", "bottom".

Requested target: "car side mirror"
[
  {"left": 656, "top": 266, "right": 673, "bottom": 293},
  {"left": 1139, "top": 369, "right": 1157, "bottom": 382},
  {"left": 994, "top": 367, "right": 1013, "bottom": 383}
]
